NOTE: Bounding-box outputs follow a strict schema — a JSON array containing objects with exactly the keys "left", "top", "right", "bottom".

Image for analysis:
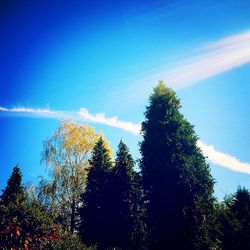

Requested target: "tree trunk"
[{"left": 70, "top": 199, "right": 75, "bottom": 233}]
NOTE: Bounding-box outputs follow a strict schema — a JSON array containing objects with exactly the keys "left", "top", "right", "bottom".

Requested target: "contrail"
[
  {"left": 2, "top": 30, "right": 250, "bottom": 173},
  {"left": 157, "top": 30, "right": 250, "bottom": 89},
  {"left": 1, "top": 106, "right": 250, "bottom": 174},
  {"left": 109, "top": 30, "right": 250, "bottom": 106}
]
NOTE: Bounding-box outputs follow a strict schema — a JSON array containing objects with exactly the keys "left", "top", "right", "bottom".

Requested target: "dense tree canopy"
[
  {"left": 0, "top": 166, "right": 54, "bottom": 249},
  {"left": 217, "top": 187, "right": 250, "bottom": 250},
  {"left": 1, "top": 83, "right": 249, "bottom": 250}
]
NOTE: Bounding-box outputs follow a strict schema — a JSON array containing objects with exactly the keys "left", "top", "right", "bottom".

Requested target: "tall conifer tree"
[
  {"left": 79, "top": 138, "right": 113, "bottom": 249},
  {"left": 140, "top": 82, "right": 215, "bottom": 249},
  {"left": 109, "top": 140, "right": 147, "bottom": 249},
  {"left": 0, "top": 165, "right": 24, "bottom": 205}
]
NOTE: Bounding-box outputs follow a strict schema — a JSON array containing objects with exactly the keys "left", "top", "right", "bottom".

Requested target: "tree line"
[{"left": 0, "top": 82, "right": 249, "bottom": 249}]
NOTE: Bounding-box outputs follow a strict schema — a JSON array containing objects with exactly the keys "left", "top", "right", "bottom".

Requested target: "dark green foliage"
[
  {"left": 108, "top": 140, "right": 147, "bottom": 249},
  {"left": 0, "top": 166, "right": 54, "bottom": 249},
  {"left": 140, "top": 82, "right": 215, "bottom": 249},
  {"left": 218, "top": 187, "right": 250, "bottom": 250},
  {"left": 79, "top": 138, "right": 113, "bottom": 249},
  {"left": 0, "top": 165, "right": 23, "bottom": 206}
]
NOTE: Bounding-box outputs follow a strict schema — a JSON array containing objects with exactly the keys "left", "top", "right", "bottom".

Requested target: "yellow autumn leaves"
[
  {"left": 40, "top": 120, "right": 112, "bottom": 231},
  {"left": 55, "top": 120, "right": 112, "bottom": 157}
]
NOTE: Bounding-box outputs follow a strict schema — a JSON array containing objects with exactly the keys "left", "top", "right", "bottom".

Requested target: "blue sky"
[{"left": 0, "top": 0, "right": 250, "bottom": 199}]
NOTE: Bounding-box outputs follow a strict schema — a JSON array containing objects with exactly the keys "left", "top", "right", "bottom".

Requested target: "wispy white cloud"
[
  {"left": 204, "top": 31, "right": 250, "bottom": 50},
  {"left": 1, "top": 31, "right": 250, "bottom": 173},
  {"left": 1, "top": 106, "right": 250, "bottom": 174},
  {"left": 0, "top": 106, "right": 56, "bottom": 116},
  {"left": 197, "top": 141, "right": 250, "bottom": 174},
  {"left": 109, "top": 30, "right": 250, "bottom": 106},
  {"left": 78, "top": 108, "right": 141, "bottom": 135},
  {"left": 0, "top": 106, "right": 140, "bottom": 135},
  {"left": 156, "top": 30, "right": 250, "bottom": 89}
]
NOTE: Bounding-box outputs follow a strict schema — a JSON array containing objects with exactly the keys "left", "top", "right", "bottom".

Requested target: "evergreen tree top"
[
  {"left": 150, "top": 81, "right": 174, "bottom": 97},
  {"left": 115, "top": 140, "right": 135, "bottom": 173},
  {"left": 89, "top": 137, "right": 113, "bottom": 171},
  {"left": 149, "top": 81, "right": 181, "bottom": 109},
  {"left": 235, "top": 187, "right": 250, "bottom": 200},
  {"left": 151, "top": 81, "right": 174, "bottom": 96},
  {"left": 232, "top": 187, "right": 250, "bottom": 212},
  {"left": 140, "top": 82, "right": 214, "bottom": 249},
  {"left": 1, "top": 165, "right": 23, "bottom": 205},
  {"left": 117, "top": 140, "right": 131, "bottom": 159}
]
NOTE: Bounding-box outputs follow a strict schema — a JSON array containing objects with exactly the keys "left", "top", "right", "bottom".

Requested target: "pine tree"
[
  {"left": 0, "top": 165, "right": 54, "bottom": 249},
  {"left": 0, "top": 165, "right": 24, "bottom": 205},
  {"left": 79, "top": 137, "right": 113, "bottom": 249},
  {"left": 109, "top": 140, "right": 147, "bottom": 249},
  {"left": 140, "top": 81, "right": 215, "bottom": 250},
  {"left": 219, "top": 187, "right": 250, "bottom": 250}
]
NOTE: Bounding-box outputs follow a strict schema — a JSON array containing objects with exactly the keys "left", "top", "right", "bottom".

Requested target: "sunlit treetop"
[
  {"left": 150, "top": 81, "right": 181, "bottom": 109},
  {"left": 44, "top": 120, "right": 112, "bottom": 169}
]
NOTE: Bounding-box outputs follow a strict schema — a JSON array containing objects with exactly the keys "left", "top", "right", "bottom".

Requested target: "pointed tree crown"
[
  {"left": 149, "top": 81, "right": 180, "bottom": 108},
  {"left": 1, "top": 165, "right": 24, "bottom": 205},
  {"left": 140, "top": 81, "right": 214, "bottom": 249},
  {"left": 89, "top": 137, "right": 113, "bottom": 171},
  {"left": 141, "top": 81, "right": 183, "bottom": 138},
  {"left": 79, "top": 137, "right": 113, "bottom": 247},
  {"left": 231, "top": 187, "right": 250, "bottom": 218},
  {"left": 115, "top": 140, "right": 134, "bottom": 174}
]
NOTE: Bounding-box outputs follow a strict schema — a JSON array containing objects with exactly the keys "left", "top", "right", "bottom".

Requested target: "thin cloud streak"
[
  {"left": 161, "top": 30, "right": 250, "bottom": 89},
  {"left": 0, "top": 106, "right": 56, "bottom": 116},
  {"left": 197, "top": 141, "right": 250, "bottom": 174},
  {"left": 0, "top": 106, "right": 140, "bottom": 135},
  {"left": 110, "top": 30, "right": 250, "bottom": 105},
  {"left": 79, "top": 108, "right": 141, "bottom": 135},
  {"left": 1, "top": 106, "right": 250, "bottom": 174},
  {"left": 1, "top": 31, "right": 250, "bottom": 173},
  {"left": 204, "top": 31, "right": 250, "bottom": 50}
]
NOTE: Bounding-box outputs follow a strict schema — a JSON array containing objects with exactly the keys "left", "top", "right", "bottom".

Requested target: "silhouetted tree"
[
  {"left": 0, "top": 165, "right": 54, "bottom": 249},
  {"left": 140, "top": 81, "right": 215, "bottom": 250},
  {"left": 109, "top": 140, "right": 147, "bottom": 249},
  {"left": 218, "top": 187, "right": 250, "bottom": 250},
  {"left": 0, "top": 165, "right": 24, "bottom": 206},
  {"left": 79, "top": 138, "right": 113, "bottom": 249}
]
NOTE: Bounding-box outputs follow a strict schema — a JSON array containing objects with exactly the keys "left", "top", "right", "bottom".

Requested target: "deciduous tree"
[{"left": 40, "top": 120, "right": 101, "bottom": 233}]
